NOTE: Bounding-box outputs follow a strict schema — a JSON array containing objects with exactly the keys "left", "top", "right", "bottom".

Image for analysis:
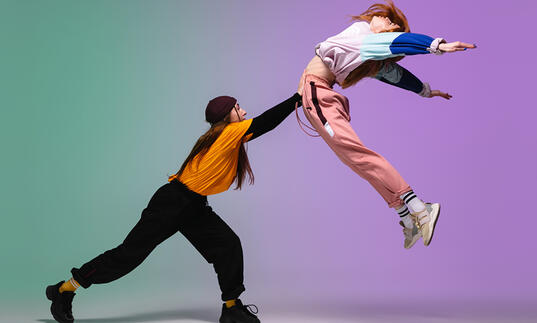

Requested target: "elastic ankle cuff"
[
  {"left": 70, "top": 267, "right": 92, "bottom": 289},
  {"left": 221, "top": 285, "right": 245, "bottom": 302}
]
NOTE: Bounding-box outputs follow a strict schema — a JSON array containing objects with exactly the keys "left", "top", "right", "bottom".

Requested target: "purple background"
[{"left": 212, "top": 0, "right": 537, "bottom": 304}]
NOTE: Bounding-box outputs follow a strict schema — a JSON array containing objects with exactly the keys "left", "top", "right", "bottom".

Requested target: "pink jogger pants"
[{"left": 301, "top": 74, "right": 411, "bottom": 208}]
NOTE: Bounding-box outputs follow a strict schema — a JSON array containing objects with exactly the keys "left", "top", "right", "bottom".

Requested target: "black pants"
[{"left": 71, "top": 180, "right": 246, "bottom": 301}]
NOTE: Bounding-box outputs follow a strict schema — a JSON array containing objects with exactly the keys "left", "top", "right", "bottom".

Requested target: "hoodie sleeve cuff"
[
  {"left": 427, "top": 38, "right": 446, "bottom": 55},
  {"left": 418, "top": 82, "right": 432, "bottom": 97}
]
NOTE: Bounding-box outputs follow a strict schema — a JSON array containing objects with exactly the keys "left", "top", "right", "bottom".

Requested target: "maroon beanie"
[{"left": 205, "top": 96, "right": 237, "bottom": 124}]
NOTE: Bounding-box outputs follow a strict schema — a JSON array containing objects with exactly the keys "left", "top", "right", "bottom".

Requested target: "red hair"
[
  {"left": 352, "top": 0, "right": 410, "bottom": 33},
  {"left": 341, "top": 1, "right": 410, "bottom": 89}
]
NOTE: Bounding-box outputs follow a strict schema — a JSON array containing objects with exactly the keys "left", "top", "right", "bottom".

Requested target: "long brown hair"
[
  {"left": 340, "top": 0, "right": 410, "bottom": 89},
  {"left": 174, "top": 116, "right": 254, "bottom": 190}
]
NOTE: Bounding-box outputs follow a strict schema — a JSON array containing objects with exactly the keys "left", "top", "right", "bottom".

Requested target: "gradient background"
[{"left": 1, "top": 0, "right": 536, "bottom": 322}]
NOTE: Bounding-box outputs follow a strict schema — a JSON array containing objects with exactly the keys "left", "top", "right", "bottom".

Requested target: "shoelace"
[
  {"left": 243, "top": 303, "right": 259, "bottom": 315},
  {"left": 412, "top": 210, "right": 431, "bottom": 229}
]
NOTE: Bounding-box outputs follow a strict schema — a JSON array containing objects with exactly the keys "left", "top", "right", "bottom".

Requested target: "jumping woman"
[
  {"left": 296, "top": 0, "right": 475, "bottom": 249},
  {"left": 46, "top": 92, "right": 302, "bottom": 323}
]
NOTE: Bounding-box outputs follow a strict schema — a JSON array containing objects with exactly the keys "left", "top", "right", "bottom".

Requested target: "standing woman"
[
  {"left": 297, "top": 0, "right": 475, "bottom": 249},
  {"left": 46, "top": 92, "right": 302, "bottom": 323}
]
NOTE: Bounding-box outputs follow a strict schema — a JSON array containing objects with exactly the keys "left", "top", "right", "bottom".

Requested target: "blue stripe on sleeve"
[{"left": 389, "top": 33, "right": 435, "bottom": 55}]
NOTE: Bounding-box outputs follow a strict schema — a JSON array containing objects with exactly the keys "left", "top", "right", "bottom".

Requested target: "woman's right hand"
[
  {"left": 439, "top": 41, "right": 476, "bottom": 53},
  {"left": 429, "top": 89, "right": 452, "bottom": 100}
]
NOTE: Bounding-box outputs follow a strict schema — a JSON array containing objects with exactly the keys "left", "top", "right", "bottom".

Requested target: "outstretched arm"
[
  {"left": 244, "top": 93, "right": 302, "bottom": 142},
  {"left": 375, "top": 62, "right": 452, "bottom": 100},
  {"left": 361, "top": 32, "right": 476, "bottom": 61}
]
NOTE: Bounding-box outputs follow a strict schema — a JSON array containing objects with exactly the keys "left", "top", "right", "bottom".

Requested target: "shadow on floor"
[{"left": 37, "top": 307, "right": 219, "bottom": 323}]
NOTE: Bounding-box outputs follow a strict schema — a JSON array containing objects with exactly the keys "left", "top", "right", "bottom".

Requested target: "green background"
[{"left": 1, "top": 0, "right": 245, "bottom": 308}]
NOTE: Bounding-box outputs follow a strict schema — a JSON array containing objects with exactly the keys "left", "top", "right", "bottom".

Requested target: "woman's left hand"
[
  {"left": 429, "top": 90, "right": 452, "bottom": 100},
  {"left": 439, "top": 41, "right": 476, "bottom": 53}
]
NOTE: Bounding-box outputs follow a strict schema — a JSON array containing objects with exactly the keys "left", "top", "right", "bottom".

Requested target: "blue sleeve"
[
  {"left": 389, "top": 33, "right": 435, "bottom": 55},
  {"left": 374, "top": 62, "right": 424, "bottom": 94},
  {"left": 360, "top": 32, "right": 437, "bottom": 61}
]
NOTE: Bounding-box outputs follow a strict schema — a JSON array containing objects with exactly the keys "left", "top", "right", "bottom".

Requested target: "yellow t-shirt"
[{"left": 169, "top": 119, "right": 253, "bottom": 196}]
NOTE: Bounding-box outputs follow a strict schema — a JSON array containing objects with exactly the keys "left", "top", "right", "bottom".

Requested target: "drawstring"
[{"left": 295, "top": 101, "right": 320, "bottom": 137}]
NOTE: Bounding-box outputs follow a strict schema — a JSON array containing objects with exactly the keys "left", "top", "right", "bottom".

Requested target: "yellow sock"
[
  {"left": 225, "top": 299, "right": 236, "bottom": 308},
  {"left": 59, "top": 278, "right": 80, "bottom": 293}
]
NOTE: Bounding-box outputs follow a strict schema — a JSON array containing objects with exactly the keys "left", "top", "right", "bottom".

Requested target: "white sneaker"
[
  {"left": 411, "top": 203, "right": 441, "bottom": 246},
  {"left": 400, "top": 221, "right": 421, "bottom": 249}
]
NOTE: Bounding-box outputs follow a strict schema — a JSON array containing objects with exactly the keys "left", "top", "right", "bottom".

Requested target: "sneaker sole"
[
  {"left": 405, "top": 234, "right": 421, "bottom": 249},
  {"left": 219, "top": 316, "right": 247, "bottom": 323},
  {"left": 46, "top": 284, "right": 73, "bottom": 323},
  {"left": 424, "top": 203, "right": 441, "bottom": 246},
  {"left": 219, "top": 317, "right": 259, "bottom": 323}
]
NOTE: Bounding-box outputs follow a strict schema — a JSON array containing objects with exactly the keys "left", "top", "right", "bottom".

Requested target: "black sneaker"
[
  {"left": 219, "top": 299, "right": 260, "bottom": 323},
  {"left": 45, "top": 281, "right": 75, "bottom": 323}
]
